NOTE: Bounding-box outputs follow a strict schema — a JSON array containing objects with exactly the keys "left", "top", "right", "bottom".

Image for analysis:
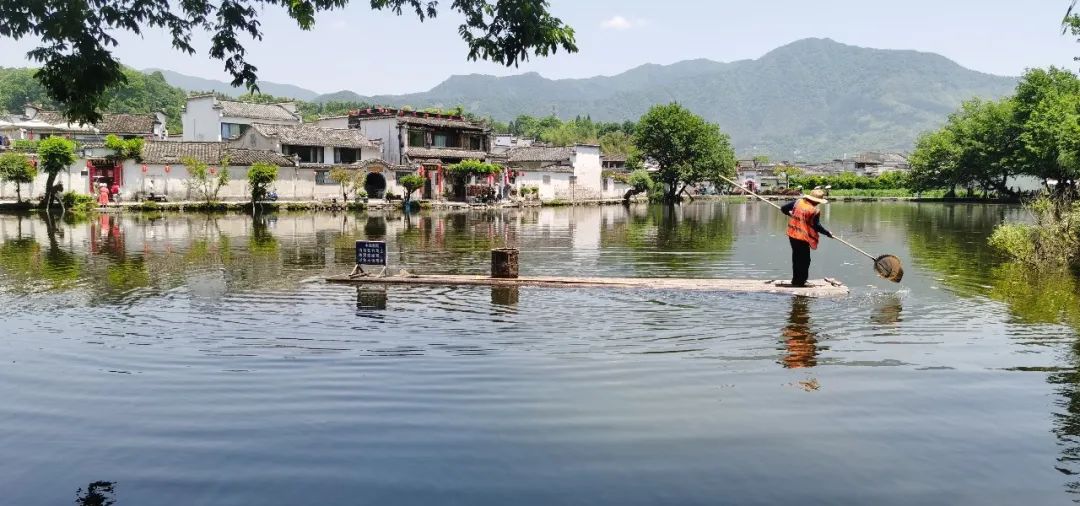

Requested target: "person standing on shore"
[{"left": 780, "top": 189, "right": 832, "bottom": 287}]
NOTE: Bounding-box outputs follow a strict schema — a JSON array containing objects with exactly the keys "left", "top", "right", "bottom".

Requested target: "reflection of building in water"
[{"left": 781, "top": 296, "right": 820, "bottom": 369}]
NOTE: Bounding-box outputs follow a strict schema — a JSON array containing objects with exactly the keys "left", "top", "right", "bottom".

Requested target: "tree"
[
  {"left": 247, "top": 162, "right": 278, "bottom": 210},
  {"left": 623, "top": 169, "right": 655, "bottom": 204},
  {"left": 0, "top": 152, "right": 36, "bottom": 203},
  {"left": 183, "top": 156, "right": 229, "bottom": 205},
  {"left": 104, "top": 134, "right": 143, "bottom": 160},
  {"left": 599, "top": 131, "right": 635, "bottom": 156},
  {"left": 329, "top": 167, "right": 365, "bottom": 203},
  {"left": 398, "top": 174, "right": 426, "bottom": 205},
  {"left": 634, "top": 103, "right": 737, "bottom": 203},
  {"left": 0, "top": 0, "right": 577, "bottom": 125},
  {"left": 36, "top": 136, "right": 76, "bottom": 209}
]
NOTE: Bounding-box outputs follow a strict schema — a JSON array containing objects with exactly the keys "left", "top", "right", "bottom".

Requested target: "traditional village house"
[
  {"left": 121, "top": 141, "right": 293, "bottom": 201},
  {"left": 0, "top": 105, "right": 169, "bottom": 200},
  {"left": 181, "top": 95, "right": 301, "bottom": 142},
  {"left": 233, "top": 123, "right": 391, "bottom": 199},
  {"left": 506, "top": 145, "right": 603, "bottom": 202},
  {"left": 348, "top": 108, "right": 494, "bottom": 200},
  {"left": 599, "top": 154, "right": 633, "bottom": 200}
]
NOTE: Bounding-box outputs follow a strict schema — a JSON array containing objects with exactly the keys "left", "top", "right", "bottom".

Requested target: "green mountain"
[
  {"left": 356, "top": 38, "right": 1017, "bottom": 159},
  {"left": 144, "top": 68, "right": 321, "bottom": 101},
  {"left": 5, "top": 39, "right": 1017, "bottom": 159}
]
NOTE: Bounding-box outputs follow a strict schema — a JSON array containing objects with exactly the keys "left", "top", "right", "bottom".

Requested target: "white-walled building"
[
  {"left": 234, "top": 123, "right": 391, "bottom": 198},
  {"left": 507, "top": 145, "right": 603, "bottom": 202},
  {"left": 181, "top": 95, "right": 301, "bottom": 142},
  {"left": 1, "top": 104, "right": 168, "bottom": 144}
]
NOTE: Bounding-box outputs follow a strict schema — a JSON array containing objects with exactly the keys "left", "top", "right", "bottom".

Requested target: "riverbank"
[{"left": 0, "top": 194, "right": 1018, "bottom": 213}]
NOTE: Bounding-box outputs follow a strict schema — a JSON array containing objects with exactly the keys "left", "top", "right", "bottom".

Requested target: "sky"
[{"left": 1, "top": 0, "right": 1078, "bottom": 95}]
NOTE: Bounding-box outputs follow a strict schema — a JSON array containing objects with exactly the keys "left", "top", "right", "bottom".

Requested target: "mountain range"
[{"left": 151, "top": 38, "right": 1019, "bottom": 160}]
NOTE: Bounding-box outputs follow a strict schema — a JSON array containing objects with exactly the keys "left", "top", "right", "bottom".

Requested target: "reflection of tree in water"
[
  {"left": 780, "top": 296, "right": 821, "bottom": 369},
  {"left": 902, "top": 203, "right": 1013, "bottom": 296},
  {"left": 75, "top": 481, "right": 116, "bottom": 506},
  {"left": 600, "top": 204, "right": 736, "bottom": 273}
]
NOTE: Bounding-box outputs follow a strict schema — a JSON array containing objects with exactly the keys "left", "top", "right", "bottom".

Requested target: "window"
[
  {"left": 542, "top": 175, "right": 551, "bottom": 185},
  {"left": 315, "top": 170, "right": 335, "bottom": 185},
  {"left": 432, "top": 133, "right": 449, "bottom": 148},
  {"left": 335, "top": 148, "right": 358, "bottom": 164},
  {"left": 408, "top": 130, "right": 426, "bottom": 147},
  {"left": 283, "top": 145, "right": 323, "bottom": 163},
  {"left": 603, "top": 178, "right": 610, "bottom": 191},
  {"left": 469, "top": 135, "right": 482, "bottom": 150},
  {"left": 221, "top": 122, "right": 244, "bottom": 139}
]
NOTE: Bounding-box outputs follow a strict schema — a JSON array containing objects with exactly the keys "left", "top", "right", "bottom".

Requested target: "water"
[{"left": 2, "top": 202, "right": 1079, "bottom": 505}]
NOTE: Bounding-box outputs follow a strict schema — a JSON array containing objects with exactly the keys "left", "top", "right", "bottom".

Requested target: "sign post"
[{"left": 350, "top": 240, "right": 388, "bottom": 278}]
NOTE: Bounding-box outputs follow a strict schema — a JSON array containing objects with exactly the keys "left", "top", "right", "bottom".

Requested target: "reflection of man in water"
[{"left": 781, "top": 296, "right": 820, "bottom": 368}]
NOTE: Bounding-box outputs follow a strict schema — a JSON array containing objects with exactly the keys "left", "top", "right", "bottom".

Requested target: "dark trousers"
[{"left": 789, "top": 237, "right": 811, "bottom": 286}]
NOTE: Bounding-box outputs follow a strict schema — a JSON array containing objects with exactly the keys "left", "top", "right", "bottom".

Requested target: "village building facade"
[
  {"left": 348, "top": 108, "right": 496, "bottom": 200},
  {"left": 181, "top": 95, "right": 301, "bottom": 142},
  {"left": 506, "top": 145, "right": 604, "bottom": 202}
]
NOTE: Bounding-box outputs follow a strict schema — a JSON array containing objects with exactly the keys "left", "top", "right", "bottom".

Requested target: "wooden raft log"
[{"left": 326, "top": 274, "right": 849, "bottom": 297}]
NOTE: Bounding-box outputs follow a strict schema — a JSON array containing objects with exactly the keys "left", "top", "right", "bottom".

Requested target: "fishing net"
[{"left": 873, "top": 255, "right": 904, "bottom": 283}]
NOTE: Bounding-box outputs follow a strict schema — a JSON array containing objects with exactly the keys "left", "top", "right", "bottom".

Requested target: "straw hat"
[{"left": 803, "top": 188, "right": 828, "bottom": 204}]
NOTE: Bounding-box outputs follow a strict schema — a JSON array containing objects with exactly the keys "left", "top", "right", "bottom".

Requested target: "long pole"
[{"left": 716, "top": 174, "right": 877, "bottom": 262}]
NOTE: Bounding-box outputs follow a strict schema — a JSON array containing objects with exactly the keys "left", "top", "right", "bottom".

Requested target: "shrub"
[
  {"left": 989, "top": 196, "right": 1080, "bottom": 268},
  {"left": 247, "top": 162, "right": 278, "bottom": 203},
  {"left": 11, "top": 139, "right": 38, "bottom": 152},
  {"left": 61, "top": 191, "right": 96, "bottom": 212},
  {"left": 398, "top": 174, "right": 425, "bottom": 201},
  {"left": 183, "top": 156, "right": 229, "bottom": 205}
]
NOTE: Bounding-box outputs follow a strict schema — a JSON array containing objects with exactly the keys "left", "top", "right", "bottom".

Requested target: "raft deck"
[{"left": 326, "top": 274, "right": 849, "bottom": 297}]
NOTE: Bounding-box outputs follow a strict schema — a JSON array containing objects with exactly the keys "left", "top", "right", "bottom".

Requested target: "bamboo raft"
[{"left": 326, "top": 274, "right": 850, "bottom": 297}]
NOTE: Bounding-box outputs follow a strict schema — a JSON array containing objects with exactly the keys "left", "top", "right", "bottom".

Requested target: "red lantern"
[
  {"left": 418, "top": 166, "right": 425, "bottom": 177},
  {"left": 164, "top": 165, "right": 171, "bottom": 173},
  {"left": 141, "top": 164, "right": 148, "bottom": 173},
  {"left": 86, "top": 160, "right": 92, "bottom": 169}
]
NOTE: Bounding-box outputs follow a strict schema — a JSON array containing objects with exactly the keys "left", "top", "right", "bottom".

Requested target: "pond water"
[{"left": 2, "top": 201, "right": 1079, "bottom": 505}]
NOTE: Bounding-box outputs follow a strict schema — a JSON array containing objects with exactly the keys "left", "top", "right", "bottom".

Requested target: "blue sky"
[{"left": 2, "top": 0, "right": 1078, "bottom": 95}]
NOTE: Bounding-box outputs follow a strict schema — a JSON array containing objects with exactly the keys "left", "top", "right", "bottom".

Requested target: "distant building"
[
  {"left": 233, "top": 123, "right": 390, "bottom": 198},
  {"left": 181, "top": 95, "right": 301, "bottom": 142},
  {"left": 506, "top": 145, "right": 602, "bottom": 201},
  {"left": 492, "top": 134, "right": 534, "bottom": 154},
  {"left": 0, "top": 104, "right": 167, "bottom": 145},
  {"left": 348, "top": 107, "right": 493, "bottom": 167}
]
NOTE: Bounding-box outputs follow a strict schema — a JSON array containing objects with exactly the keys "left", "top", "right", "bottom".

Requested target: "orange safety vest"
[{"left": 787, "top": 199, "right": 820, "bottom": 250}]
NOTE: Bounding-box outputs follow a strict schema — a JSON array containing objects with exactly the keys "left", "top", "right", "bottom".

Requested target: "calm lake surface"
[{"left": 2, "top": 201, "right": 1080, "bottom": 505}]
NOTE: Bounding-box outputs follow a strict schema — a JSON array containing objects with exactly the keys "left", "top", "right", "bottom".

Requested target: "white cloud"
[{"left": 601, "top": 15, "right": 641, "bottom": 30}]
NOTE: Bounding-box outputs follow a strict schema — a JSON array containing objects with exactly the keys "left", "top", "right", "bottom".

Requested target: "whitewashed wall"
[
  {"left": 353, "top": 118, "right": 401, "bottom": 165},
  {"left": 181, "top": 96, "right": 221, "bottom": 142}
]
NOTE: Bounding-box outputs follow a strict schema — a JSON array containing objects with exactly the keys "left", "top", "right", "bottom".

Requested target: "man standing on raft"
[{"left": 780, "top": 189, "right": 832, "bottom": 287}]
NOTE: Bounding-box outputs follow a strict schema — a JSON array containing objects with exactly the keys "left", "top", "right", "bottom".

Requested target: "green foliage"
[
  {"left": 329, "top": 167, "right": 365, "bottom": 202},
  {"left": 398, "top": 174, "right": 425, "bottom": 202},
  {"left": 790, "top": 171, "right": 910, "bottom": 191},
  {"left": 0, "top": 0, "right": 576, "bottom": 125},
  {"left": 911, "top": 67, "right": 1080, "bottom": 197},
  {"left": 508, "top": 114, "right": 636, "bottom": 151},
  {"left": 634, "top": 103, "right": 736, "bottom": 202},
  {"left": 989, "top": 197, "right": 1080, "bottom": 268},
  {"left": 446, "top": 159, "right": 502, "bottom": 176},
  {"left": 36, "top": 137, "right": 76, "bottom": 176},
  {"left": 104, "top": 134, "right": 143, "bottom": 160},
  {"left": 61, "top": 191, "right": 96, "bottom": 213},
  {"left": 0, "top": 152, "right": 36, "bottom": 202},
  {"left": 183, "top": 156, "right": 230, "bottom": 205},
  {"left": 11, "top": 139, "right": 39, "bottom": 153},
  {"left": 247, "top": 162, "right": 278, "bottom": 203},
  {"left": 627, "top": 169, "right": 656, "bottom": 193}
]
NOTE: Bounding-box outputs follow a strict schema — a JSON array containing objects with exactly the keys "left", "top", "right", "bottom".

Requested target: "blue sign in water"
[{"left": 355, "top": 241, "right": 387, "bottom": 266}]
